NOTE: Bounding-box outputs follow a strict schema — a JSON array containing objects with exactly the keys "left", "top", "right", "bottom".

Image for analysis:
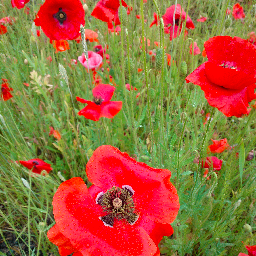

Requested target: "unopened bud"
[
  {"left": 83, "top": 4, "right": 89, "bottom": 15},
  {"left": 243, "top": 224, "right": 252, "bottom": 233},
  {"left": 24, "top": 59, "right": 28, "bottom": 64}
]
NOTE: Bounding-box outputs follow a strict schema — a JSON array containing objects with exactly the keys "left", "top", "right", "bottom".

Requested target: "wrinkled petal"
[
  {"left": 52, "top": 177, "right": 157, "bottom": 256},
  {"left": 92, "top": 84, "right": 115, "bottom": 102},
  {"left": 201, "top": 156, "right": 222, "bottom": 171},
  {"left": 47, "top": 224, "right": 80, "bottom": 256},
  {"left": 86, "top": 145, "right": 180, "bottom": 224},
  {"left": 100, "top": 101, "right": 123, "bottom": 118},
  {"left": 205, "top": 62, "right": 256, "bottom": 90},
  {"left": 77, "top": 104, "right": 102, "bottom": 121},
  {"left": 208, "top": 139, "right": 230, "bottom": 154},
  {"left": 186, "top": 63, "right": 256, "bottom": 117},
  {"left": 204, "top": 36, "right": 256, "bottom": 76}
]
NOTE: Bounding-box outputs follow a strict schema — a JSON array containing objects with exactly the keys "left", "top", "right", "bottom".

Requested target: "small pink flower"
[
  {"left": 189, "top": 42, "right": 201, "bottom": 55},
  {"left": 78, "top": 51, "right": 103, "bottom": 71},
  {"left": 0, "top": 17, "right": 15, "bottom": 25}
]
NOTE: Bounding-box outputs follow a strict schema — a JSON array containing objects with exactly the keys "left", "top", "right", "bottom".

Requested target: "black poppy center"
[
  {"left": 97, "top": 186, "right": 139, "bottom": 227},
  {"left": 175, "top": 18, "right": 181, "bottom": 26},
  {"left": 32, "top": 160, "right": 39, "bottom": 165},
  {"left": 54, "top": 8, "right": 67, "bottom": 24},
  {"left": 94, "top": 47, "right": 101, "bottom": 53},
  {"left": 93, "top": 96, "right": 103, "bottom": 105}
]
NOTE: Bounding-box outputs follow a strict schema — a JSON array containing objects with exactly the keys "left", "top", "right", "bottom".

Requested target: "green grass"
[{"left": 0, "top": 0, "right": 256, "bottom": 255}]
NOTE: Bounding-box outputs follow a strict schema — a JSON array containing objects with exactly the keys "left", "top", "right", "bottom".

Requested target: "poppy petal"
[
  {"left": 100, "top": 101, "right": 123, "bottom": 118},
  {"left": 92, "top": 84, "right": 115, "bottom": 102},
  {"left": 86, "top": 145, "right": 180, "bottom": 224},
  {"left": 205, "top": 62, "right": 256, "bottom": 90},
  {"left": 77, "top": 104, "right": 102, "bottom": 121},
  {"left": 52, "top": 177, "right": 157, "bottom": 256},
  {"left": 47, "top": 224, "right": 79, "bottom": 255}
]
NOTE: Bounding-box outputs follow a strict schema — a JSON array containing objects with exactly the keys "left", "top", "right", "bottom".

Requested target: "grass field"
[{"left": 0, "top": 0, "right": 256, "bottom": 255}]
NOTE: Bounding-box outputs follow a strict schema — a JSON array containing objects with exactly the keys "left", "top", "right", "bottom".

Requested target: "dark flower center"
[
  {"left": 175, "top": 18, "right": 181, "bottom": 26},
  {"left": 96, "top": 186, "right": 139, "bottom": 227},
  {"left": 93, "top": 96, "right": 103, "bottom": 105},
  {"left": 94, "top": 47, "right": 101, "bottom": 53},
  {"left": 32, "top": 160, "right": 39, "bottom": 165},
  {"left": 54, "top": 8, "right": 67, "bottom": 24},
  {"left": 220, "top": 62, "right": 237, "bottom": 70}
]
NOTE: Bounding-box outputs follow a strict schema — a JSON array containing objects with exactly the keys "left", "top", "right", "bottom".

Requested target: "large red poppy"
[
  {"left": 34, "top": 0, "right": 85, "bottom": 40},
  {"left": 19, "top": 158, "right": 52, "bottom": 175},
  {"left": 76, "top": 84, "right": 122, "bottom": 121},
  {"left": 91, "top": 0, "right": 127, "bottom": 27},
  {"left": 47, "top": 145, "right": 180, "bottom": 256},
  {"left": 186, "top": 36, "right": 256, "bottom": 117},
  {"left": 162, "top": 4, "right": 194, "bottom": 40},
  {"left": 1, "top": 79, "right": 13, "bottom": 101}
]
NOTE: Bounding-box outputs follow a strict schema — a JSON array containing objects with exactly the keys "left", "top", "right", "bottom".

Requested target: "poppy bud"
[
  {"left": 119, "top": 6, "right": 128, "bottom": 27},
  {"left": 148, "top": 88, "right": 156, "bottom": 98},
  {"left": 125, "top": 58, "right": 135, "bottom": 80},
  {"left": 243, "top": 223, "right": 252, "bottom": 233},
  {"left": 180, "top": 61, "right": 188, "bottom": 76},
  {"left": 224, "top": 17, "right": 232, "bottom": 28},
  {"left": 24, "top": 59, "right": 28, "bottom": 64},
  {"left": 83, "top": 4, "right": 88, "bottom": 15},
  {"left": 155, "top": 48, "right": 163, "bottom": 71},
  {"left": 134, "top": 36, "right": 140, "bottom": 47}
]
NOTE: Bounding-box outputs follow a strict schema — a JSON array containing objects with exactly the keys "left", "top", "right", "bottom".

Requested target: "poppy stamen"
[
  {"left": 54, "top": 8, "right": 67, "bottom": 24},
  {"left": 220, "top": 62, "right": 237, "bottom": 70},
  {"left": 93, "top": 96, "right": 103, "bottom": 105},
  {"left": 97, "top": 186, "right": 139, "bottom": 227}
]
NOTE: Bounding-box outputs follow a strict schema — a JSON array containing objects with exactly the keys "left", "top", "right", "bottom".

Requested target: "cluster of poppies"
[{"left": 3, "top": 0, "right": 256, "bottom": 254}]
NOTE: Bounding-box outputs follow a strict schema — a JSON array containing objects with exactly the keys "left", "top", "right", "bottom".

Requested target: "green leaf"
[{"left": 239, "top": 139, "right": 245, "bottom": 187}]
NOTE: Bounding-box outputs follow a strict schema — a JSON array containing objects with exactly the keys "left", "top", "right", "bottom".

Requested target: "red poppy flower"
[
  {"left": 197, "top": 17, "right": 207, "bottom": 22},
  {"left": 76, "top": 84, "right": 122, "bottom": 121},
  {"left": 91, "top": 0, "right": 127, "bottom": 27},
  {"left": 34, "top": 0, "right": 85, "bottom": 40},
  {"left": 0, "top": 25, "right": 7, "bottom": 35},
  {"left": 1, "top": 79, "right": 13, "bottom": 101},
  {"left": 150, "top": 12, "right": 159, "bottom": 27},
  {"left": 49, "top": 126, "right": 61, "bottom": 140},
  {"left": 189, "top": 42, "right": 201, "bottom": 55},
  {"left": 19, "top": 158, "right": 52, "bottom": 175},
  {"left": 232, "top": 3, "right": 245, "bottom": 20},
  {"left": 52, "top": 40, "right": 70, "bottom": 53},
  {"left": 208, "top": 138, "right": 230, "bottom": 153},
  {"left": 94, "top": 45, "right": 106, "bottom": 58},
  {"left": 162, "top": 4, "right": 194, "bottom": 40},
  {"left": 185, "top": 36, "right": 256, "bottom": 117},
  {"left": 239, "top": 245, "right": 256, "bottom": 256},
  {"left": 201, "top": 156, "right": 223, "bottom": 170},
  {"left": 78, "top": 51, "right": 103, "bottom": 71},
  {"left": 11, "top": 0, "right": 30, "bottom": 9},
  {"left": 47, "top": 145, "right": 179, "bottom": 255}
]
